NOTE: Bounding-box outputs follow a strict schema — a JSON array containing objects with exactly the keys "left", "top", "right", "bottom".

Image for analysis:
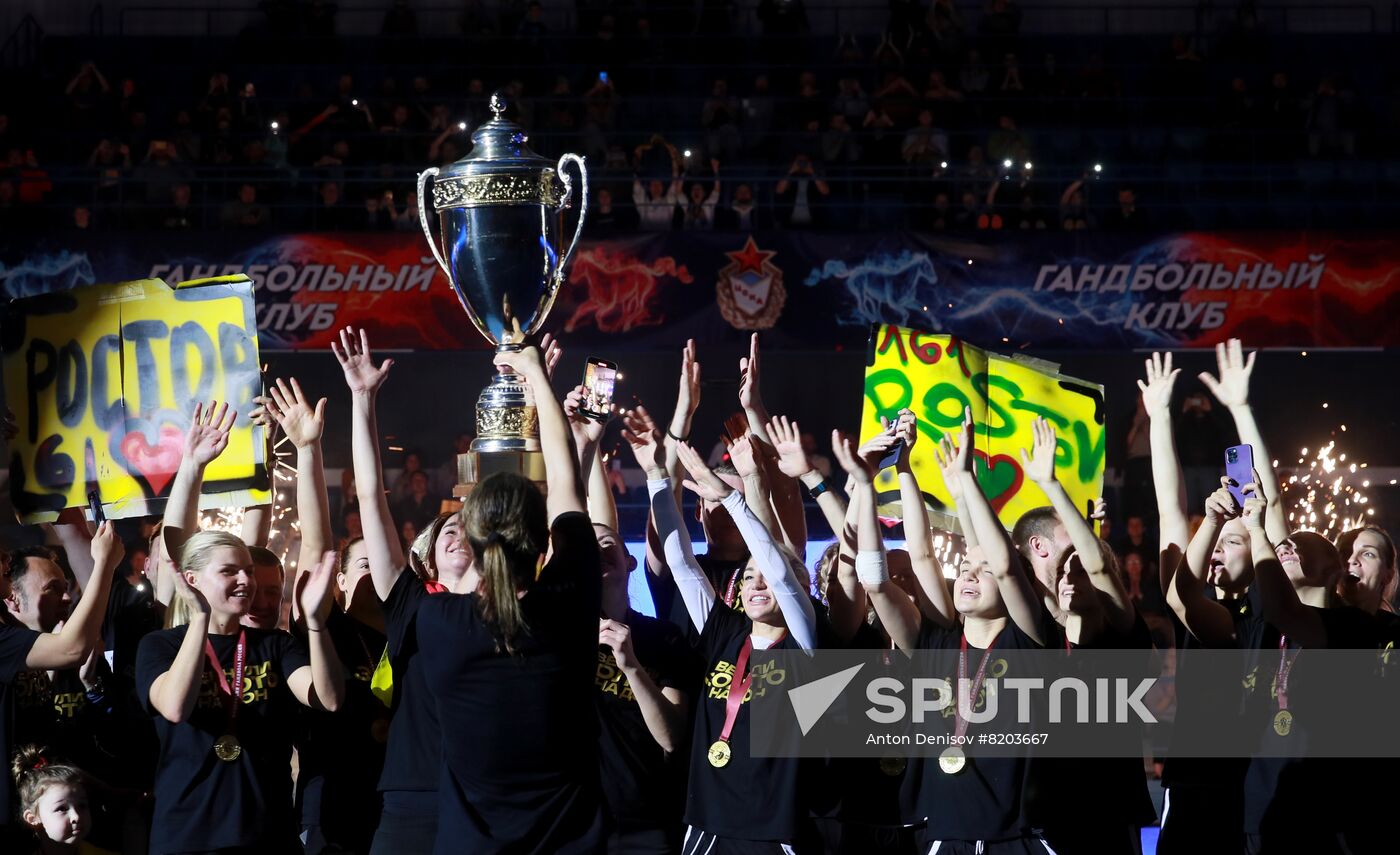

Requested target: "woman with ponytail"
[{"left": 416, "top": 340, "right": 604, "bottom": 854}]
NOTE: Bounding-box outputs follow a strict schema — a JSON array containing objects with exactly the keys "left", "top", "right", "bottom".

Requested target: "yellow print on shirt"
[
  {"left": 11, "top": 671, "right": 88, "bottom": 719},
  {"left": 196, "top": 660, "right": 279, "bottom": 711},
  {"left": 595, "top": 650, "right": 663, "bottom": 703},
  {"left": 704, "top": 658, "right": 787, "bottom": 701}
]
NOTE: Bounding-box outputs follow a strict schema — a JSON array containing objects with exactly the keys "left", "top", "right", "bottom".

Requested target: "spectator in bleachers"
[
  {"left": 633, "top": 177, "right": 682, "bottom": 231},
  {"left": 590, "top": 187, "right": 639, "bottom": 235},
  {"left": 1103, "top": 186, "right": 1147, "bottom": 231},
  {"left": 133, "top": 141, "right": 192, "bottom": 207},
  {"left": 160, "top": 182, "right": 197, "bottom": 230},
  {"left": 775, "top": 153, "right": 829, "bottom": 228},
  {"left": 1058, "top": 174, "right": 1094, "bottom": 230},
  {"left": 64, "top": 61, "right": 111, "bottom": 134},
  {"left": 716, "top": 182, "right": 769, "bottom": 231},
  {"left": 1260, "top": 70, "right": 1301, "bottom": 158},
  {"left": 1305, "top": 74, "right": 1358, "bottom": 158},
  {"left": 832, "top": 78, "right": 870, "bottom": 126},
  {"left": 960, "top": 48, "right": 991, "bottom": 96},
  {"left": 953, "top": 190, "right": 986, "bottom": 231},
  {"left": 820, "top": 114, "right": 860, "bottom": 167},
  {"left": 861, "top": 103, "right": 900, "bottom": 164},
  {"left": 221, "top": 183, "right": 271, "bottom": 229},
  {"left": 703, "top": 80, "right": 742, "bottom": 162},
  {"left": 1010, "top": 192, "right": 1047, "bottom": 229},
  {"left": 88, "top": 139, "right": 131, "bottom": 208},
  {"left": 312, "top": 180, "right": 359, "bottom": 230},
  {"left": 987, "top": 114, "right": 1031, "bottom": 167},
  {"left": 681, "top": 164, "right": 722, "bottom": 230},
  {"left": 956, "top": 144, "right": 996, "bottom": 196},
  {"left": 923, "top": 191, "right": 952, "bottom": 230},
  {"left": 581, "top": 75, "right": 619, "bottom": 160},
  {"left": 873, "top": 70, "right": 920, "bottom": 126},
  {"left": 902, "top": 109, "right": 949, "bottom": 167},
  {"left": 361, "top": 192, "right": 396, "bottom": 231},
  {"left": 742, "top": 75, "right": 776, "bottom": 155},
  {"left": 998, "top": 52, "right": 1026, "bottom": 98}
]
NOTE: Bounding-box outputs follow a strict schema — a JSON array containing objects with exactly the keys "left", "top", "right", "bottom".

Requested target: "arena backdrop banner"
[
  {"left": 1, "top": 231, "right": 1393, "bottom": 351},
  {"left": 2, "top": 275, "right": 270, "bottom": 524}
]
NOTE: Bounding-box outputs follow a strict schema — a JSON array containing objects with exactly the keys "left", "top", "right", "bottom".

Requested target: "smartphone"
[
  {"left": 580, "top": 358, "right": 618, "bottom": 420},
  {"left": 88, "top": 489, "right": 106, "bottom": 524},
  {"left": 1225, "top": 444, "right": 1255, "bottom": 510}
]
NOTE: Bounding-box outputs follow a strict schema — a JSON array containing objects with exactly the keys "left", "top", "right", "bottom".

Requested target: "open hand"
[
  {"left": 1137, "top": 351, "right": 1180, "bottom": 415},
  {"left": 832, "top": 429, "right": 873, "bottom": 485},
  {"left": 675, "top": 339, "right": 701, "bottom": 421},
  {"left": 186, "top": 401, "right": 236, "bottom": 466},
  {"left": 89, "top": 520, "right": 123, "bottom": 569},
  {"left": 676, "top": 442, "right": 733, "bottom": 501},
  {"left": 298, "top": 550, "right": 339, "bottom": 630},
  {"left": 564, "top": 384, "right": 609, "bottom": 445},
  {"left": 264, "top": 377, "right": 327, "bottom": 449},
  {"left": 1198, "top": 338, "right": 1256, "bottom": 409},
  {"left": 767, "top": 415, "right": 812, "bottom": 479},
  {"left": 332, "top": 327, "right": 394, "bottom": 397},
  {"left": 1019, "top": 416, "right": 1058, "bottom": 486},
  {"left": 738, "top": 333, "right": 763, "bottom": 412},
  {"left": 621, "top": 405, "right": 664, "bottom": 478}
]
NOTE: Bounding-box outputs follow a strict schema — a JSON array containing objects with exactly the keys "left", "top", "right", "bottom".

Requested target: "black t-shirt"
[
  {"left": 906, "top": 607, "right": 1061, "bottom": 842},
  {"left": 135, "top": 626, "right": 310, "bottom": 854},
  {"left": 377, "top": 563, "right": 441, "bottom": 793},
  {"left": 1242, "top": 604, "right": 1378, "bottom": 836},
  {"left": 1161, "top": 584, "right": 1269, "bottom": 791},
  {"left": 296, "top": 608, "right": 389, "bottom": 845},
  {"left": 10, "top": 658, "right": 125, "bottom": 780},
  {"left": 101, "top": 572, "right": 162, "bottom": 684},
  {"left": 595, "top": 608, "right": 691, "bottom": 831},
  {"left": 682, "top": 596, "right": 810, "bottom": 842},
  {"left": 1030, "top": 613, "right": 1158, "bottom": 832},
  {"left": 417, "top": 511, "right": 604, "bottom": 855},
  {"left": 0, "top": 624, "right": 40, "bottom": 827}
]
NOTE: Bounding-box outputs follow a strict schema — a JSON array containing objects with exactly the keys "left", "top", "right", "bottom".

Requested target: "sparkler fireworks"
[
  {"left": 1280, "top": 436, "right": 1373, "bottom": 539},
  {"left": 198, "top": 433, "right": 301, "bottom": 568}
]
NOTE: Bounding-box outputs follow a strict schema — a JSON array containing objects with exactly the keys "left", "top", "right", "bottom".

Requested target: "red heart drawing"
[
  {"left": 120, "top": 426, "right": 185, "bottom": 496},
  {"left": 972, "top": 449, "right": 1024, "bottom": 515}
]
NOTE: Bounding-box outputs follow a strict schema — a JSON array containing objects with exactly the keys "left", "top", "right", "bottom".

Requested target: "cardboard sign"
[
  {"left": 862, "top": 325, "right": 1105, "bottom": 531},
  {"left": 3, "top": 275, "right": 268, "bottom": 523}
]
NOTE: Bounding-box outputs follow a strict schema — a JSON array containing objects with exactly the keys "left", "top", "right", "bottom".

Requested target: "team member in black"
[
  {"left": 849, "top": 413, "right": 1059, "bottom": 855},
  {"left": 416, "top": 341, "right": 605, "bottom": 854},
  {"left": 137, "top": 528, "right": 345, "bottom": 855},
  {"left": 261, "top": 375, "right": 391, "bottom": 855},
  {"left": 0, "top": 524, "right": 121, "bottom": 852},
  {"left": 647, "top": 431, "right": 819, "bottom": 855},
  {"left": 331, "top": 327, "right": 463, "bottom": 855},
  {"left": 577, "top": 399, "right": 690, "bottom": 854}
]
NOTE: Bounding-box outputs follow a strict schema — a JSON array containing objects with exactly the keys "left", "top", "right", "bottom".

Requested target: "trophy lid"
[{"left": 441, "top": 92, "right": 554, "bottom": 178}]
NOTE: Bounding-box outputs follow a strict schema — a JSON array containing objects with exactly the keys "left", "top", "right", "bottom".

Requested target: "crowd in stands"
[{"left": 0, "top": 0, "right": 1391, "bottom": 233}]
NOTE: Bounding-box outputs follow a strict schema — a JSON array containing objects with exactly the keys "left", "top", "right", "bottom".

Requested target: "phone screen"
[
  {"left": 582, "top": 359, "right": 618, "bottom": 418},
  {"left": 1224, "top": 444, "right": 1255, "bottom": 509}
]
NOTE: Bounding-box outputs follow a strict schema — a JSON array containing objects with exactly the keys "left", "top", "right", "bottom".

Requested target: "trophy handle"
[
  {"left": 416, "top": 168, "right": 452, "bottom": 281},
  {"left": 553, "top": 154, "right": 588, "bottom": 292}
]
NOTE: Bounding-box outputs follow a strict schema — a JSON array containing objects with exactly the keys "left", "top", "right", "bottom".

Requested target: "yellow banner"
[
  {"left": 861, "top": 325, "right": 1105, "bottom": 531},
  {"left": 3, "top": 276, "right": 268, "bottom": 523}
]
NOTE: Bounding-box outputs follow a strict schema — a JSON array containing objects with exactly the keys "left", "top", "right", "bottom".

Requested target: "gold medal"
[
  {"left": 938, "top": 746, "right": 966, "bottom": 775},
  {"left": 707, "top": 739, "right": 732, "bottom": 768},
  {"left": 371, "top": 719, "right": 390, "bottom": 744},
  {"left": 213, "top": 734, "right": 242, "bottom": 762},
  {"left": 1273, "top": 709, "right": 1293, "bottom": 737},
  {"left": 879, "top": 754, "right": 907, "bottom": 777}
]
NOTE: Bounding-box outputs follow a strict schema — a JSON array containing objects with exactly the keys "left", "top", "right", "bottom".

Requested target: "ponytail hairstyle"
[
  {"left": 334, "top": 536, "right": 366, "bottom": 605},
  {"left": 814, "top": 541, "right": 842, "bottom": 607},
  {"left": 11, "top": 745, "right": 83, "bottom": 821},
  {"left": 460, "top": 473, "right": 548, "bottom": 654}
]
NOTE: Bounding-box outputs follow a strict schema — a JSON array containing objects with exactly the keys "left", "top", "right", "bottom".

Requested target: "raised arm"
[
  {"left": 728, "top": 434, "right": 781, "bottom": 539},
  {"left": 51, "top": 509, "right": 95, "bottom": 591},
  {"left": 1168, "top": 484, "right": 1240, "bottom": 647},
  {"left": 494, "top": 335, "right": 585, "bottom": 521},
  {"left": 740, "top": 335, "right": 806, "bottom": 551},
  {"left": 158, "top": 401, "right": 236, "bottom": 606},
  {"left": 626, "top": 411, "right": 716, "bottom": 632},
  {"left": 1022, "top": 417, "right": 1133, "bottom": 633},
  {"left": 933, "top": 427, "right": 978, "bottom": 550},
  {"left": 564, "top": 384, "right": 612, "bottom": 527},
  {"left": 679, "top": 441, "right": 817, "bottom": 652},
  {"left": 769, "top": 415, "right": 847, "bottom": 539},
  {"left": 834, "top": 431, "right": 922, "bottom": 650},
  {"left": 262, "top": 378, "right": 331, "bottom": 605},
  {"left": 1242, "top": 477, "right": 1325, "bottom": 649},
  {"left": 27, "top": 523, "right": 122, "bottom": 669},
  {"left": 648, "top": 341, "right": 703, "bottom": 577},
  {"left": 894, "top": 412, "right": 957, "bottom": 629},
  {"left": 286, "top": 551, "right": 346, "bottom": 712},
  {"left": 1138, "top": 352, "right": 1189, "bottom": 597},
  {"left": 951, "top": 411, "right": 1046, "bottom": 645},
  {"left": 1199, "top": 339, "right": 1288, "bottom": 545},
  {"left": 332, "top": 327, "right": 405, "bottom": 601}
]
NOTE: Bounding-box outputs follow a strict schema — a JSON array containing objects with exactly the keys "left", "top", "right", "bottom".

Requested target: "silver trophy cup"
[{"left": 417, "top": 93, "right": 587, "bottom": 492}]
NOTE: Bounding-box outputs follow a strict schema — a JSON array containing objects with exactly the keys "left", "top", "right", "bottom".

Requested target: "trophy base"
[{"left": 453, "top": 450, "right": 548, "bottom": 498}]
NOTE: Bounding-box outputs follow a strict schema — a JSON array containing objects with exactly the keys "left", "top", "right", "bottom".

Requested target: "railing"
[
  {"left": 109, "top": 2, "right": 1383, "bottom": 39},
  {"left": 0, "top": 13, "right": 42, "bottom": 69}
]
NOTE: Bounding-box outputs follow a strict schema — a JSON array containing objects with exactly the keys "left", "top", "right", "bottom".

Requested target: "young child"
[{"left": 10, "top": 745, "right": 112, "bottom": 855}]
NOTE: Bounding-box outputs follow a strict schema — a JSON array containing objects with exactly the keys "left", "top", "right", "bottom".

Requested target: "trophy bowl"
[{"left": 417, "top": 93, "right": 587, "bottom": 490}]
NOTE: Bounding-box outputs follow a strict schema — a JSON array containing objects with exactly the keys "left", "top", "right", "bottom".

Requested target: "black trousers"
[{"left": 368, "top": 791, "right": 438, "bottom": 855}]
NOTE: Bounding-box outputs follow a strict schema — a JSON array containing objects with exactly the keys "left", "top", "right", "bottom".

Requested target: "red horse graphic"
[{"left": 562, "top": 248, "right": 693, "bottom": 333}]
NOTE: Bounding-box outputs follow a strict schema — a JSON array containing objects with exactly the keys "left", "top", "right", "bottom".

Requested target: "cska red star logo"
[{"left": 716, "top": 237, "right": 786, "bottom": 330}]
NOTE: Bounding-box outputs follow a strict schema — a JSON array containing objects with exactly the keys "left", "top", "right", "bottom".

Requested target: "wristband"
[
  {"left": 855, "top": 550, "right": 890, "bottom": 586},
  {"left": 804, "top": 478, "right": 831, "bottom": 500},
  {"left": 666, "top": 427, "right": 689, "bottom": 442}
]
